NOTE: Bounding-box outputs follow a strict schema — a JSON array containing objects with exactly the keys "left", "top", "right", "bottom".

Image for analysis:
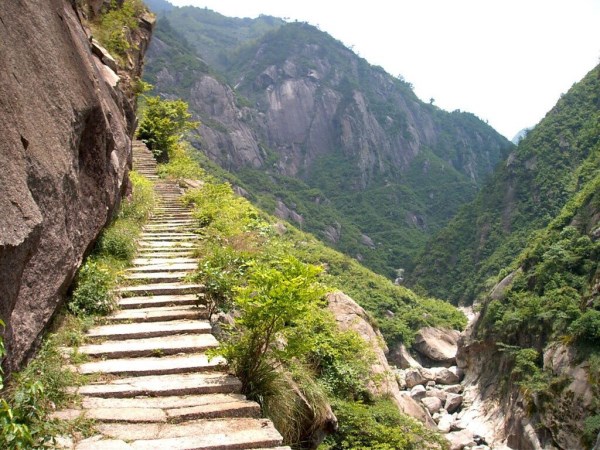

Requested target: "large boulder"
[
  {"left": 389, "top": 343, "right": 422, "bottom": 369},
  {"left": 413, "top": 327, "right": 461, "bottom": 366},
  {"left": 327, "top": 292, "right": 435, "bottom": 427},
  {"left": 0, "top": 0, "right": 152, "bottom": 372}
]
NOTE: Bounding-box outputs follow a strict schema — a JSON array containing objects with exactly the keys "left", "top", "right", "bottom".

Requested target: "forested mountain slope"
[
  {"left": 410, "top": 65, "right": 600, "bottom": 304},
  {"left": 143, "top": 5, "right": 512, "bottom": 278}
]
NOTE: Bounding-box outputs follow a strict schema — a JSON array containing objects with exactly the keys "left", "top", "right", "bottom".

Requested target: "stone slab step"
[
  {"left": 77, "top": 353, "right": 225, "bottom": 376},
  {"left": 77, "top": 372, "right": 241, "bottom": 398},
  {"left": 118, "top": 294, "right": 199, "bottom": 309},
  {"left": 107, "top": 305, "right": 208, "bottom": 322},
  {"left": 132, "top": 257, "right": 197, "bottom": 266},
  {"left": 119, "top": 282, "right": 203, "bottom": 297},
  {"left": 127, "top": 262, "right": 198, "bottom": 272},
  {"left": 134, "top": 251, "right": 196, "bottom": 258},
  {"left": 124, "top": 271, "right": 191, "bottom": 283},
  {"left": 54, "top": 398, "right": 260, "bottom": 425},
  {"left": 75, "top": 334, "right": 218, "bottom": 358},
  {"left": 139, "top": 236, "right": 197, "bottom": 242},
  {"left": 138, "top": 242, "right": 196, "bottom": 249},
  {"left": 86, "top": 320, "right": 211, "bottom": 341},
  {"left": 166, "top": 400, "right": 260, "bottom": 423},
  {"left": 80, "top": 393, "right": 247, "bottom": 411},
  {"left": 91, "top": 417, "right": 283, "bottom": 449}
]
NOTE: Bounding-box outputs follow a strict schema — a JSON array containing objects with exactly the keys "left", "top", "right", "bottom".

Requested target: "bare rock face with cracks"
[{"left": 0, "top": 0, "right": 152, "bottom": 372}]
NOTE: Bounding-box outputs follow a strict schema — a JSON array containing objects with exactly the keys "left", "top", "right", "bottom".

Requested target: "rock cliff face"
[{"left": 0, "top": 0, "right": 152, "bottom": 372}]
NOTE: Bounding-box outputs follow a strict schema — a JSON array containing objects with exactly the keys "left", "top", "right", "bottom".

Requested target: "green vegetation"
[
  {"left": 144, "top": 10, "right": 511, "bottom": 280},
  {"left": 0, "top": 316, "right": 95, "bottom": 449},
  {"left": 69, "top": 172, "right": 154, "bottom": 315},
  {"left": 160, "top": 143, "right": 459, "bottom": 447},
  {"left": 321, "top": 398, "right": 447, "bottom": 450},
  {"left": 88, "top": 0, "right": 146, "bottom": 62},
  {"left": 137, "top": 96, "right": 198, "bottom": 162},
  {"left": 411, "top": 65, "right": 600, "bottom": 305}
]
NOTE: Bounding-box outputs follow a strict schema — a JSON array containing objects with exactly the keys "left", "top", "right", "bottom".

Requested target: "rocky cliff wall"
[{"left": 0, "top": 0, "right": 152, "bottom": 372}]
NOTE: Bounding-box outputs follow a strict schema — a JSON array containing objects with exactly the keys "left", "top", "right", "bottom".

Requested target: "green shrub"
[
  {"left": 94, "top": 0, "right": 146, "bottom": 61},
  {"left": 137, "top": 96, "right": 198, "bottom": 162},
  {"left": 569, "top": 310, "right": 600, "bottom": 344},
  {"left": 584, "top": 414, "right": 600, "bottom": 447},
  {"left": 97, "top": 221, "right": 138, "bottom": 260},
  {"left": 217, "top": 256, "right": 326, "bottom": 398},
  {"left": 320, "top": 398, "right": 448, "bottom": 449},
  {"left": 0, "top": 323, "right": 81, "bottom": 449},
  {"left": 69, "top": 260, "right": 115, "bottom": 316}
]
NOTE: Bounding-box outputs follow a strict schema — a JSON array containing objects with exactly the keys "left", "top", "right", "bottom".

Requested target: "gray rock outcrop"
[
  {"left": 326, "top": 291, "right": 434, "bottom": 426},
  {"left": 0, "top": 0, "right": 152, "bottom": 372},
  {"left": 413, "top": 326, "right": 460, "bottom": 366}
]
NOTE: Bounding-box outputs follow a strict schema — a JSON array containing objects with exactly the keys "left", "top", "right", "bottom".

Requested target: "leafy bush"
[
  {"left": 320, "top": 398, "right": 448, "bottom": 450},
  {"left": 137, "top": 96, "right": 198, "bottom": 162},
  {"left": 93, "top": 0, "right": 146, "bottom": 61},
  {"left": 69, "top": 260, "right": 115, "bottom": 316},
  {"left": 1, "top": 321, "right": 81, "bottom": 449},
  {"left": 218, "top": 257, "right": 326, "bottom": 396},
  {"left": 569, "top": 310, "right": 600, "bottom": 344}
]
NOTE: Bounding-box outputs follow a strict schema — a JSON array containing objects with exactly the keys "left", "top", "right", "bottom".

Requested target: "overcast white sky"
[{"left": 168, "top": 0, "right": 600, "bottom": 139}]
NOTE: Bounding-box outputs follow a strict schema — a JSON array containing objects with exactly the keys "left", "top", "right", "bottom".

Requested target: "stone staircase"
[{"left": 56, "top": 142, "right": 289, "bottom": 450}]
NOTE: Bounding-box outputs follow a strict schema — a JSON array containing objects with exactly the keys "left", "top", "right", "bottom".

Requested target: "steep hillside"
[
  {"left": 459, "top": 165, "right": 600, "bottom": 449},
  {"left": 411, "top": 65, "right": 600, "bottom": 304},
  {"left": 0, "top": 0, "right": 153, "bottom": 373},
  {"left": 144, "top": 8, "right": 512, "bottom": 277}
]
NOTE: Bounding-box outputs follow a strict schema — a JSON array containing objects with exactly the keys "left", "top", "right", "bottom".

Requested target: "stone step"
[
  {"left": 139, "top": 233, "right": 197, "bottom": 238},
  {"left": 75, "top": 333, "right": 218, "bottom": 358},
  {"left": 134, "top": 251, "right": 196, "bottom": 258},
  {"left": 132, "top": 257, "right": 197, "bottom": 266},
  {"left": 53, "top": 398, "right": 259, "bottom": 424},
  {"left": 127, "top": 262, "right": 198, "bottom": 272},
  {"left": 80, "top": 393, "right": 247, "bottom": 410},
  {"left": 118, "top": 294, "right": 199, "bottom": 309},
  {"left": 83, "top": 417, "right": 283, "bottom": 449},
  {"left": 86, "top": 320, "right": 211, "bottom": 341},
  {"left": 124, "top": 271, "right": 191, "bottom": 283},
  {"left": 107, "top": 304, "right": 208, "bottom": 322},
  {"left": 137, "top": 242, "right": 197, "bottom": 250},
  {"left": 77, "top": 353, "right": 225, "bottom": 376},
  {"left": 119, "top": 282, "right": 203, "bottom": 297},
  {"left": 139, "top": 235, "right": 198, "bottom": 241},
  {"left": 77, "top": 372, "right": 241, "bottom": 398}
]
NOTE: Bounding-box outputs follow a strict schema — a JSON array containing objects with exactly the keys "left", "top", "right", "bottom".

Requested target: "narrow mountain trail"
[{"left": 56, "top": 142, "right": 289, "bottom": 450}]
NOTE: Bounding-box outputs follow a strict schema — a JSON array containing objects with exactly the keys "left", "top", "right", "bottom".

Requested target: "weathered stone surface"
[
  {"left": 78, "top": 372, "right": 241, "bottom": 398},
  {"left": 426, "top": 388, "right": 448, "bottom": 403},
  {"left": 438, "top": 413, "right": 454, "bottom": 433},
  {"left": 118, "top": 282, "right": 203, "bottom": 297},
  {"left": 326, "top": 291, "right": 434, "bottom": 426},
  {"left": 445, "top": 393, "right": 463, "bottom": 413},
  {"left": 108, "top": 304, "right": 208, "bottom": 322},
  {"left": 96, "top": 417, "right": 282, "bottom": 447},
  {"left": 410, "top": 384, "right": 426, "bottom": 400},
  {"left": 446, "top": 429, "right": 476, "bottom": 450},
  {"left": 413, "top": 327, "right": 460, "bottom": 366},
  {"left": 75, "top": 334, "right": 218, "bottom": 358},
  {"left": 421, "top": 396, "right": 443, "bottom": 414},
  {"left": 390, "top": 343, "right": 422, "bottom": 369},
  {"left": 86, "top": 319, "right": 211, "bottom": 340},
  {"left": 430, "top": 367, "right": 461, "bottom": 385},
  {"left": 404, "top": 368, "right": 428, "bottom": 388},
  {"left": 77, "top": 353, "right": 225, "bottom": 376},
  {"left": 118, "top": 293, "right": 199, "bottom": 309},
  {"left": 0, "top": 0, "right": 151, "bottom": 372}
]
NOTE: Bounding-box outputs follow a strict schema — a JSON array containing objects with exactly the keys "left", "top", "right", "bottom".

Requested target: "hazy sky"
[{"left": 168, "top": 0, "right": 600, "bottom": 139}]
